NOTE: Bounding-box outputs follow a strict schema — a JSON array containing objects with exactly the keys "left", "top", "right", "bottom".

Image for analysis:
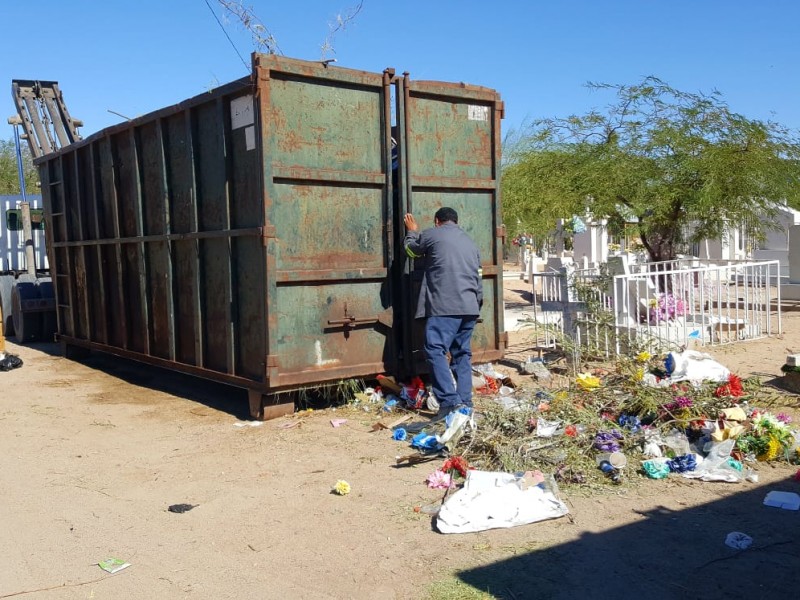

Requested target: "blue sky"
[{"left": 3, "top": 1, "right": 799, "bottom": 142}]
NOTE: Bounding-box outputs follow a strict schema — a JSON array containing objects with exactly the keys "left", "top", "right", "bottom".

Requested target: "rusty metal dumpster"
[{"left": 34, "top": 54, "right": 505, "bottom": 418}]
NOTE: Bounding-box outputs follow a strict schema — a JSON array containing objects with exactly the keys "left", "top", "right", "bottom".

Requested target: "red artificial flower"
[
  {"left": 441, "top": 456, "right": 470, "bottom": 478},
  {"left": 564, "top": 424, "right": 578, "bottom": 437},
  {"left": 714, "top": 374, "right": 744, "bottom": 398}
]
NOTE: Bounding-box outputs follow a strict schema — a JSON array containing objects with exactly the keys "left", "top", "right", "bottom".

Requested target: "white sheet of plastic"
[
  {"left": 667, "top": 350, "right": 730, "bottom": 384},
  {"left": 436, "top": 470, "right": 569, "bottom": 534},
  {"left": 682, "top": 439, "right": 744, "bottom": 482}
]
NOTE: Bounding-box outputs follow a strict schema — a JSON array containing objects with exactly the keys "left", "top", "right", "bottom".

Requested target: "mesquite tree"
[{"left": 502, "top": 77, "right": 800, "bottom": 261}]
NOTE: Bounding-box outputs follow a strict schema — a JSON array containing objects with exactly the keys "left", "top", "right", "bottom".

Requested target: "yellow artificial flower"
[
  {"left": 576, "top": 373, "right": 601, "bottom": 391},
  {"left": 757, "top": 437, "right": 782, "bottom": 462},
  {"left": 633, "top": 368, "right": 644, "bottom": 382},
  {"left": 333, "top": 480, "right": 351, "bottom": 495},
  {"left": 636, "top": 351, "right": 652, "bottom": 363}
]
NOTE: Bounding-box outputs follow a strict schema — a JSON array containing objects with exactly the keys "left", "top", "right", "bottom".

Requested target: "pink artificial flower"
[{"left": 426, "top": 470, "right": 453, "bottom": 489}]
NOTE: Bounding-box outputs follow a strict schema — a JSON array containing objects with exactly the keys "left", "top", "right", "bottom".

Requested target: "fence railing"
[{"left": 523, "top": 259, "right": 782, "bottom": 358}]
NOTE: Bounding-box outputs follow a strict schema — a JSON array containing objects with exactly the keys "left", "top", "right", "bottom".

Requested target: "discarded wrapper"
[{"left": 98, "top": 558, "right": 131, "bottom": 574}]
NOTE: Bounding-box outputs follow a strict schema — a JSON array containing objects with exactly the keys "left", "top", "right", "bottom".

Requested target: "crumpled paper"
[{"left": 725, "top": 531, "right": 753, "bottom": 550}]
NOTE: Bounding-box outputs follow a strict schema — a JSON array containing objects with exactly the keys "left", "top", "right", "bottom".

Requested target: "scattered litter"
[
  {"left": 392, "top": 428, "right": 408, "bottom": 441},
  {"left": 382, "top": 398, "right": 398, "bottom": 412},
  {"left": 426, "top": 470, "right": 453, "bottom": 489},
  {"left": 436, "top": 470, "right": 569, "bottom": 534},
  {"left": 0, "top": 353, "right": 23, "bottom": 371},
  {"left": 437, "top": 410, "right": 474, "bottom": 450},
  {"left": 234, "top": 420, "right": 264, "bottom": 428},
  {"left": 414, "top": 501, "right": 442, "bottom": 515},
  {"left": 682, "top": 440, "right": 746, "bottom": 482},
  {"left": 376, "top": 374, "right": 403, "bottom": 395},
  {"left": 396, "top": 453, "right": 438, "bottom": 466},
  {"left": 667, "top": 454, "right": 697, "bottom": 473},
  {"left": 98, "top": 558, "right": 131, "bottom": 574},
  {"left": 330, "top": 419, "right": 348, "bottom": 428},
  {"left": 521, "top": 357, "right": 551, "bottom": 380},
  {"left": 411, "top": 432, "right": 441, "bottom": 451},
  {"left": 725, "top": 532, "right": 753, "bottom": 550},
  {"left": 664, "top": 350, "right": 730, "bottom": 384},
  {"left": 275, "top": 421, "right": 301, "bottom": 430},
  {"left": 535, "top": 418, "right": 561, "bottom": 438},
  {"left": 763, "top": 491, "right": 800, "bottom": 510},
  {"left": 168, "top": 503, "right": 197, "bottom": 513},
  {"left": 332, "top": 480, "right": 351, "bottom": 496},
  {"left": 642, "top": 459, "right": 670, "bottom": 479}
]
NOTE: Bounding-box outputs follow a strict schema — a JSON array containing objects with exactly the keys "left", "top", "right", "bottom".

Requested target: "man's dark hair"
[{"left": 434, "top": 207, "right": 458, "bottom": 224}]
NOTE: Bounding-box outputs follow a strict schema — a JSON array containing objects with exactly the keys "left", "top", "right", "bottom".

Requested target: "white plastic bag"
[
  {"left": 436, "top": 470, "right": 569, "bottom": 534},
  {"left": 667, "top": 350, "right": 730, "bottom": 384}
]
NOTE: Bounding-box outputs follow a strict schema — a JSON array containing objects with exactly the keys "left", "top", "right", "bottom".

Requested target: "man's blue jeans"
[{"left": 424, "top": 315, "right": 478, "bottom": 410}]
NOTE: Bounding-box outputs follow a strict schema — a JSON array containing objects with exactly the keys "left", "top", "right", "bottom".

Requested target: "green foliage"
[
  {"left": 0, "top": 138, "right": 39, "bottom": 195},
  {"left": 502, "top": 77, "right": 800, "bottom": 260}
]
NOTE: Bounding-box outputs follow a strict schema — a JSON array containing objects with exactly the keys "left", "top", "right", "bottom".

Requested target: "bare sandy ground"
[{"left": 1, "top": 274, "right": 798, "bottom": 599}]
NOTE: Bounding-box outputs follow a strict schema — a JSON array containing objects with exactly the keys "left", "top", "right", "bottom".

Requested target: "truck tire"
[
  {"left": 37, "top": 279, "right": 57, "bottom": 342},
  {"left": 0, "top": 275, "right": 14, "bottom": 337},
  {"left": 12, "top": 280, "right": 42, "bottom": 343}
]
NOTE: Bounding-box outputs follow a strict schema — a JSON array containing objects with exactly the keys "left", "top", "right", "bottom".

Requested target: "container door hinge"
[{"left": 496, "top": 100, "right": 505, "bottom": 120}]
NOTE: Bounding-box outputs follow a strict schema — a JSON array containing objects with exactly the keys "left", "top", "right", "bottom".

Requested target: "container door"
[
  {"left": 396, "top": 75, "right": 506, "bottom": 373},
  {"left": 256, "top": 56, "right": 396, "bottom": 389}
]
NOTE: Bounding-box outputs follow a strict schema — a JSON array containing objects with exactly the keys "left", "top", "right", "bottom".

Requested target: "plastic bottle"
[{"left": 598, "top": 460, "right": 621, "bottom": 484}]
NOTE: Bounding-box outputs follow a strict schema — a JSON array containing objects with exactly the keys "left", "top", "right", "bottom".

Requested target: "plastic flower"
[
  {"left": 332, "top": 480, "right": 351, "bottom": 495},
  {"left": 776, "top": 413, "right": 793, "bottom": 425},
  {"left": 663, "top": 396, "right": 693, "bottom": 412},
  {"left": 714, "top": 374, "right": 744, "bottom": 398},
  {"left": 425, "top": 470, "right": 452, "bottom": 489},
  {"left": 636, "top": 351, "right": 652, "bottom": 363},
  {"left": 633, "top": 368, "right": 644, "bottom": 382},
  {"left": 594, "top": 430, "right": 623, "bottom": 452},
  {"left": 576, "top": 373, "right": 601, "bottom": 391},
  {"left": 757, "top": 437, "right": 782, "bottom": 462},
  {"left": 564, "top": 424, "right": 578, "bottom": 437},
  {"left": 441, "top": 456, "right": 470, "bottom": 478}
]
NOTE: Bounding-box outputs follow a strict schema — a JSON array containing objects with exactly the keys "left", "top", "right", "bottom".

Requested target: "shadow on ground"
[
  {"left": 457, "top": 476, "right": 800, "bottom": 599},
  {"left": 70, "top": 350, "right": 252, "bottom": 420}
]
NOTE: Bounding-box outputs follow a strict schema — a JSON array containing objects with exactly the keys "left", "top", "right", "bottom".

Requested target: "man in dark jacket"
[{"left": 404, "top": 207, "right": 482, "bottom": 417}]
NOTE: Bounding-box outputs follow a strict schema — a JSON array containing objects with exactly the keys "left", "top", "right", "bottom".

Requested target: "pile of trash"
[{"left": 365, "top": 350, "right": 800, "bottom": 532}]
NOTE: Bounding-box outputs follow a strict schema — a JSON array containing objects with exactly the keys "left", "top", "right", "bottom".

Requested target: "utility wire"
[{"left": 202, "top": 0, "right": 250, "bottom": 72}]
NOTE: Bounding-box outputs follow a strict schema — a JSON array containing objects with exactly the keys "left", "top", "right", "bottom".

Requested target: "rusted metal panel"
[
  {"left": 35, "top": 53, "right": 502, "bottom": 409},
  {"left": 398, "top": 74, "right": 505, "bottom": 372},
  {"left": 260, "top": 54, "right": 395, "bottom": 384}
]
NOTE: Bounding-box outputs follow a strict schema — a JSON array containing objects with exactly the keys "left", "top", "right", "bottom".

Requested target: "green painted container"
[{"left": 35, "top": 54, "right": 505, "bottom": 418}]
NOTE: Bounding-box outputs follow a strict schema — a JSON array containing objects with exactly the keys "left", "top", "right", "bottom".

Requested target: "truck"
[{"left": 19, "top": 54, "right": 506, "bottom": 419}]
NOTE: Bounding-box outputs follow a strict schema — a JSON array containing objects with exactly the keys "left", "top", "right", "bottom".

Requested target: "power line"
[{"left": 202, "top": 0, "right": 250, "bottom": 72}]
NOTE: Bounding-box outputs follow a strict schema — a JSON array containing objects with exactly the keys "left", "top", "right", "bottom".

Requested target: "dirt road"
[{"left": 1, "top": 292, "right": 799, "bottom": 599}]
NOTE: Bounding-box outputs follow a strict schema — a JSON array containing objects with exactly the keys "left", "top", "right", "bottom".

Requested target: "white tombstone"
[
  {"left": 572, "top": 218, "right": 608, "bottom": 268},
  {"left": 780, "top": 225, "right": 800, "bottom": 300}
]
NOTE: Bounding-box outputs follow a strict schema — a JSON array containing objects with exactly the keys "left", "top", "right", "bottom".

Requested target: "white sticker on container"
[
  {"left": 468, "top": 105, "right": 489, "bottom": 121},
  {"left": 231, "top": 95, "right": 254, "bottom": 130},
  {"left": 245, "top": 125, "right": 256, "bottom": 151}
]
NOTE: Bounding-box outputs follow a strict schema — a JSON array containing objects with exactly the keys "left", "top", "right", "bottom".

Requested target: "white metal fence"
[
  {"left": 524, "top": 259, "right": 782, "bottom": 358},
  {"left": 0, "top": 195, "right": 49, "bottom": 272}
]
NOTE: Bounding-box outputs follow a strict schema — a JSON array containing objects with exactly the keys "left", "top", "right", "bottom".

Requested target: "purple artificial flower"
[{"left": 776, "top": 412, "right": 793, "bottom": 424}]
